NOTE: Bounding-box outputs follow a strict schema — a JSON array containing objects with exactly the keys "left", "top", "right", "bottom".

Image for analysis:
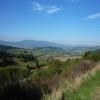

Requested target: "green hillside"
[{"left": 84, "top": 49, "right": 100, "bottom": 61}]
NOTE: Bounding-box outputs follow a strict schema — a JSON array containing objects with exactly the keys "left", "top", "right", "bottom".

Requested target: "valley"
[{"left": 0, "top": 43, "right": 100, "bottom": 100}]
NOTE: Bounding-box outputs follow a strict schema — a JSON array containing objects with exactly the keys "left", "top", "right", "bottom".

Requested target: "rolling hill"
[
  {"left": 0, "top": 40, "right": 99, "bottom": 55},
  {"left": 0, "top": 45, "right": 68, "bottom": 58},
  {"left": 32, "top": 46, "right": 68, "bottom": 57}
]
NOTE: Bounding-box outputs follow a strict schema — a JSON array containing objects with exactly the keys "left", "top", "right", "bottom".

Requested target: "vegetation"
[
  {"left": 64, "top": 71, "right": 100, "bottom": 100},
  {"left": 0, "top": 82, "right": 43, "bottom": 100},
  {"left": 0, "top": 45, "right": 100, "bottom": 100},
  {"left": 0, "top": 67, "right": 29, "bottom": 87},
  {"left": 83, "top": 49, "right": 100, "bottom": 61}
]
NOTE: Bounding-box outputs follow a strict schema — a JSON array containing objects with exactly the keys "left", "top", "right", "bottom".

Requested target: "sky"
[{"left": 0, "top": 0, "right": 100, "bottom": 46}]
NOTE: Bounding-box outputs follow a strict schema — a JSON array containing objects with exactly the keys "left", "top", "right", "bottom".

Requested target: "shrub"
[
  {"left": 0, "top": 67, "right": 29, "bottom": 87},
  {"left": 0, "top": 82, "right": 43, "bottom": 100},
  {"left": 84, "top": 51, "right": 100, "bottom": 62},
  {"left": 0, "top": 50, "right": 15, "bottom": 66}
]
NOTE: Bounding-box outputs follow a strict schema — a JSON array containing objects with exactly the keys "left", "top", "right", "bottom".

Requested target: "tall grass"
[{"left": 64, "top": 71, "right": 100, "bottom": 100}]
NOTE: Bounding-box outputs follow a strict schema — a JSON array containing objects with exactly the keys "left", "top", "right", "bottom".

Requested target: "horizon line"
[{"left": 0, "top": 39, "right": 99, "bottom": 47}]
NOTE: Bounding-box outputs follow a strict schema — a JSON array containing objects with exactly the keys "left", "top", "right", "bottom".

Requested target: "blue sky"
[{"left": 0, "top": 0, "right": 100, "bottom": 45}]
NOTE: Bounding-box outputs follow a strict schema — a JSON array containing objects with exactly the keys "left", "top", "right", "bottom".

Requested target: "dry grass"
[
  {"left": 53, "top": 55, "right": 82, "bottom": 62},
  {"left": 43, "top": 62, "right": 100, "bottom": 100},
  {"left": 92, "top": 87, "right": 100, "bottom": 100}
]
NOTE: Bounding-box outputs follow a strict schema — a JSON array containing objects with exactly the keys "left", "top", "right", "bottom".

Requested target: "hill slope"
[{"left": 33, "top": 47, "right": 68, "bottom": 57}]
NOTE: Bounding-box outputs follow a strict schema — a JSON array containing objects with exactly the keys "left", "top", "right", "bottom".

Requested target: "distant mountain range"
[
  {"left": 0, "top": 40, "right": 66, "bottom": 49},
  {"left": 0, "top": 40, "right": 99, "bottom": 55}
]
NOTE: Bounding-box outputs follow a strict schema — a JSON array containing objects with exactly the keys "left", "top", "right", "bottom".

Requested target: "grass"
[
  {"left": 0, "top": 67, "right": 29, "bottom": 87},
  {"left": 64, "top": 71, "right": 100, "bottom": 100}
]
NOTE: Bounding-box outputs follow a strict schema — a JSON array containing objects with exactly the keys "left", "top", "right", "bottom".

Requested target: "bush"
[
  {"left": 0, "top": 82, "right": 43, "bottom": 100},
  {"left": 84, "top": 51, "right": 100, "bottom": 62},
  {"left": 0, "top": 50, "right": 15, "bottom": 66},
  {"left": 0, "top": 67, "right": 29, "bottom": 87},
  {"left": 48, "top": 59, "right": 63, "bottom": 75},
  {"left": 32, "top": 75, "right": 60, "bottom": 94}
]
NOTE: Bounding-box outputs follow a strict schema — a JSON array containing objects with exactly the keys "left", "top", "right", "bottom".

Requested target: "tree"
[{"left": 83, "top": 51, "right": 91, "bottom": 59}]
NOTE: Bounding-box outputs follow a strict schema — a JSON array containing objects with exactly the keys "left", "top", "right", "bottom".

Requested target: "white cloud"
[
  {"left": 32, "top": 2, "right": 44, "bottom": 11},
  {"left": 83, "top": 12, "right": 100, "bottom": 20},
  {"left": 87, "top": 13, "right": 100, "bottom": 19},
  {"left": 46, "top": 6, "right": 61, "bottom": 14},
  {"left": 32, "top": 2, "right": 61, "bottom": 14}
]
